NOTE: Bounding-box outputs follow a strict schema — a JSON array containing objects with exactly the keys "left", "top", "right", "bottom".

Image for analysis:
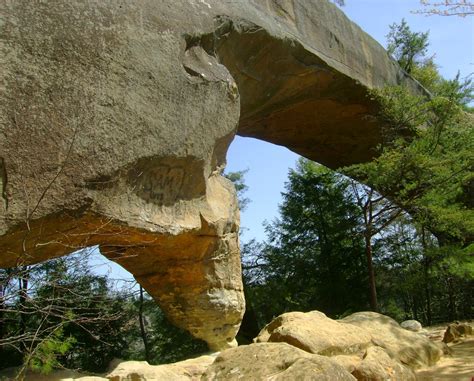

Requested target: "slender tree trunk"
[
  {"left": 364, "top": 234, "right": 378, "bottom": 311},
  {"left": 421, "top": 228, "right": 432, "bottom": 325},
  {"left": 446, "top": 277, "right": 456, "bottom": 321},
  {"left": 412, "top": 297, "right": 419, "bottom": 321},
  {"left": 139, "top": 285, "right": 151, "bottom": 363},
  {"left": 425, "top": 285, "right": 432, "bottom": 325},
  {"left": 403, "top": 297, "right": 410, "bottom": 319},
  {"left": 18, "top": 269, "right": 29, "bottom": 340},
  {"left": 423, "top": 261, "right": 432, "bottom": 325},
  {"left": 0, "top": 282, "right": 5, "bottom": 340}
]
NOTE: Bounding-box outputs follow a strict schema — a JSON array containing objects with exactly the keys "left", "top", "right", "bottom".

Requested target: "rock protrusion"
[
  {"left": 401, "top": 319, "right": 423, "bottom": 332},
  {"left": 255, "top": 310, "right": 432, "bottom": 379},
  {"left": 201, "top": 343, "right": 356, "bottom": 381},
  {"left": 255, "top": 310, "right": 372, "bottom": 356},
  {"left": 342, "top": 312, "right": 442, "bottom": 368},
  {"left": 351, "top": 346, "right": 416, "bottom": 381},
  {"left": 443, "top": 322, "right": 473, "bottom": 343},
  {"left": 106, "top": 355, "right": 216, "bottom": 381}
]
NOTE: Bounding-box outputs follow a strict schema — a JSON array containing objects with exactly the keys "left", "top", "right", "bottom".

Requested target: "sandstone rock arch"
[{"left": 0, "top": 0, "right": 424, "bottom": 350}]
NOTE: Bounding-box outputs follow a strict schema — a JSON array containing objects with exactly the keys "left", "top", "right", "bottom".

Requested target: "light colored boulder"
[
  {"left": 352, "top": 346, "right": 416, "bottom": 381},
  {"left": 443, "top": 322, "right": 473, "bottom": 343},
  {"left": 455, "top": 323, "right": 473, "bottom": 336},
  {"left": 255, "top": 311, "right": 372, "bottom": 356},
  {"left": 201, "top": 342, "right": 356, "bottom": 380},
  {"left": 443, "top": 324, "right": 461, "bottom": 343},
  {"left": 332, "top": 352, "right": 415, "bottom": 381},
  {"left": 330, "top": 355, "right": 362, "bottom": 374},
  {"left": 342, "top": 312, "right": 442, "bottom": 369},
  {"left": 106, "top": 355, "right": 215, "bottom": 381},
  {"left": 400, "top": 320, "right": 423, "bottom": 332}
]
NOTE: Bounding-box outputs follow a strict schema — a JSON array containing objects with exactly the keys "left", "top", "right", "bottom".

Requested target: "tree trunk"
[
  {"left": 18, "top": 269, "right": 29, "bottom": 340},
  {"left": 446, "top": 277, "right": 456, "bottom": 321},
  {"left": 412, "top": 296, "right": 419, "bottom": 321},
  {"left": 364, "top": 234, "right": 378, "bottom": 311},
  {"left": 421, "top": 228, "right": 432, "bottom": 325},
  {"left": 0, "top": 282, "right": 4, "bottom": 340},
  {"left": 139, "top": 286, "right": 151, "bottom": 363},
  {"left": 425, "top": 285, "right": 432, "bottom": 325}
]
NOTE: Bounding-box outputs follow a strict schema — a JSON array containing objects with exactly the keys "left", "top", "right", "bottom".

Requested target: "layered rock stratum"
[{"left": 0, "top": 0, "right": 424, "bottom": 348}]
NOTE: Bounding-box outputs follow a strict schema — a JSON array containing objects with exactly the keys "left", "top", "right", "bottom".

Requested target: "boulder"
[
  {"left": 443, "top": 324, "right": 461, "bottom": 343},
  {"left": 435, "top": 341, "right": 453, "bottom": 356},
  {"left": 330, "top": 355, "right": 362, "bottom": 374},
  {"left": 443, "top": 322, "right": 472, "bottom": 343},
  {"left": 106, "top": 355, "right": 215, "bottom": 381},
  {"left": 456, "top": 323, "right": 473, "bottom": 336},
  {"left": 400, "top": 320, "right": 423, "bottom": 332},
  {"left": 351, "top": 346, "right": 416, "bottom": 381},
  {"left": 342, "top": 312, "right": 442, "bottom": 369},
  {"left": 255, "top": 311, "right": 372, "bottom": 356},
  {"left": 201, "top": 342, "right": 356, "bottom": 380},
  {"left": 255, "top": 310, "right": 421, "bottom": 380}
]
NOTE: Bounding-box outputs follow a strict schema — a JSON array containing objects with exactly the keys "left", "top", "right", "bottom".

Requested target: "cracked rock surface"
[{"left": 201, "top": 342, "right": 356, "bottom": 380}]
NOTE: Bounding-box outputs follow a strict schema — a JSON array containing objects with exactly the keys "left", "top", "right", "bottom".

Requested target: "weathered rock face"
[
  {"left": 342, "top": 312, "right": 442, "bottom": 369},
  {"left": 1, "top": 0, "right": 243, "bottom": 351},
  {"left": 201, "top": 342, "right": 356, "bottom": 380},
  {"left": 255, "top": 311, "right": 372, "bottom": 356},
  {"left": 255, "top": 310, "right": 429, "bottom": 380},
  {"left": 443, "top": 322, "right": 473, "bottom": 343},
  {"left": 106, "top": 356, "right": 216, "bottom": 381},
  {"left": 0, "top": 0, "right": 423, "bottom": 348},
  {"left": 351, "top": 346, "right": 416, "bottom": 381}
]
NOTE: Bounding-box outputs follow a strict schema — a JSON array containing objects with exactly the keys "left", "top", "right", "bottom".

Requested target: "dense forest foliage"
[{"left": 0, "top": 19, "right": 472, "bottom": 377}]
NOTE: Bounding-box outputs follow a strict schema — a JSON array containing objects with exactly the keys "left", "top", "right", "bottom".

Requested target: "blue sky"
[{"left": 94, "top": 1, "right": 473, "bottom": 280}]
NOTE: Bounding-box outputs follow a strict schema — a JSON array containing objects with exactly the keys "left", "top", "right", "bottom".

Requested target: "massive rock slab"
[
  {"left": 201, "top": 343, "right": 356, "bottom": 380},
  {"left": 255, "top": 311, "right": 372, "bottom": 356},
  {"left": 351, "top": 346, "right": 416, "bottom": 381},
  {"left": 254, "top": 310, "right": 426, "bottom": 380},
  {"left": 0, "top": 0, "right": 424, "bottom": 348},
  {"left": 106, "top": 356, "right": 216, "bottom": 381},
  {"left": 342, "top": 312, "right": 443, "bottom": 369}
]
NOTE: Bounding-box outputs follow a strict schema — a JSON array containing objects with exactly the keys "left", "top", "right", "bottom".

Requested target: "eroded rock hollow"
[{"left": 0, "top": 0, "right": 423, "bottom": 349}]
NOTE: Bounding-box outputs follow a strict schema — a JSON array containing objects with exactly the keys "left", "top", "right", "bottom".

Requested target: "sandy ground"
[{"left": 416, "top": 328, "right": 474, "bottom": 381}]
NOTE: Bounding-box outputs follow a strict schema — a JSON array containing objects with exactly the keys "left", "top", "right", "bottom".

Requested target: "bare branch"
[{"left": 414, "top": 0, "right": 474, "bottom": 16}]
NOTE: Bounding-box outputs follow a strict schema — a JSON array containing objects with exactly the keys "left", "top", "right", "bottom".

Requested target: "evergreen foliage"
[
  {"left": 225, "top": 169, "right": 250, "bottom": 211},
  {"left": 387, "top": 19, "right": 429, "bottom": 74},
  {"left": 242, "top": 160, "right": 368, "bottom": 325}
]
